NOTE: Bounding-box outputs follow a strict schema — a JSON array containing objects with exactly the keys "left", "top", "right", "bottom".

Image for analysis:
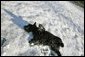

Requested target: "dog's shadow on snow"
[
  {"left": 3, "top": 9, "right": 32, "bottom": 41},
  {"left": 3, "top": 9, "right": 28, "bottom": 29}
]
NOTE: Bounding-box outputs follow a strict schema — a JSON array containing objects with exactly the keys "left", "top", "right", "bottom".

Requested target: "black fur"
[{"left": 24, "top": 22, "right": 64, "bottom": 56}]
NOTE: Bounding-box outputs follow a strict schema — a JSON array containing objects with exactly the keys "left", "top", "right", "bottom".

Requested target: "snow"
[{"left": 1, "top": 1, "right": 84, "bottom": 56}]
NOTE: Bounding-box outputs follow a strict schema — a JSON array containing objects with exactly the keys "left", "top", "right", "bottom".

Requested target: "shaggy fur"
[{"left": 24, "top": 22, "right": 64, "bottom": 56}]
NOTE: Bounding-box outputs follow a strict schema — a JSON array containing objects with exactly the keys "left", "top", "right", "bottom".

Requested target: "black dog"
[{"left": 24, "top": 22, "right": 64, "bottom": 56}]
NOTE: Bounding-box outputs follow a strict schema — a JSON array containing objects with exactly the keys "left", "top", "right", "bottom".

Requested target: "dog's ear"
[
  {"left": 39, "top": 24, "right": 45, "bottom": 31},
  {"left": 33, "top": 22, "right": 36, "bottom": 26}
]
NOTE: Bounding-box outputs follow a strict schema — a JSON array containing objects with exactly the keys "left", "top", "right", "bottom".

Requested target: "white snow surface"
[{"left": 1, "top": 1, "right": 84, "bottom": 56}]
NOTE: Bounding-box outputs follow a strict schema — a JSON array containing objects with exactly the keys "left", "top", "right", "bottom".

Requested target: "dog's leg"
[{"left": 50, "top": 46, "right": 61, "bottom": 56}]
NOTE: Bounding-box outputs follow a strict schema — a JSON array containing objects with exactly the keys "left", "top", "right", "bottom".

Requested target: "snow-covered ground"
[{"left": 1, "top": 1, "right": 84, "bottom": 56}]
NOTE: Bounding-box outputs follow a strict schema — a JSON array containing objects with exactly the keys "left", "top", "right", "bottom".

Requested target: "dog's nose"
[
  {"left": 24, "top": 26, "right": 27, "bottom": 28},
  {"left": 24, "top": 26, "right": 28, "bottom": 30}
]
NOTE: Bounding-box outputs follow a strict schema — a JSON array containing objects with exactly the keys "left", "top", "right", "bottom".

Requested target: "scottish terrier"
[{"left": 24, "top": 22, "right": 64, "bottom": 56}]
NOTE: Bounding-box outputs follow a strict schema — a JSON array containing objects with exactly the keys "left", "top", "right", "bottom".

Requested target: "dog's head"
[
  {"left": 24, "top": 22, "right": 38, "bottom": 32},
  {"left": 24, "top": 22, "right": 45, "bottom": 33}
]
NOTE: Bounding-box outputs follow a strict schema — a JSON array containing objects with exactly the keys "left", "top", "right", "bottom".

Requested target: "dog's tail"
[
  {"left": 56, "top": 37, "right": 64, "bottom": 47},
  {"left": 60, "top": 42, "right": 64, "bottom": 47}
]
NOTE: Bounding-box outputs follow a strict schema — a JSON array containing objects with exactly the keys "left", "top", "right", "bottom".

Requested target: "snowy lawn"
[{"left": 1, "top": 1, "right": 84, "bottom": 56}]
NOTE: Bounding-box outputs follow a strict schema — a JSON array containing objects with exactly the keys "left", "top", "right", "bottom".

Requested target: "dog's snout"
[
  {"left": 24, "top": 26, "right": 28, "bottom": 28},
  {"left": 24, "top": 26, "right": 28, "bottom": 30}
]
